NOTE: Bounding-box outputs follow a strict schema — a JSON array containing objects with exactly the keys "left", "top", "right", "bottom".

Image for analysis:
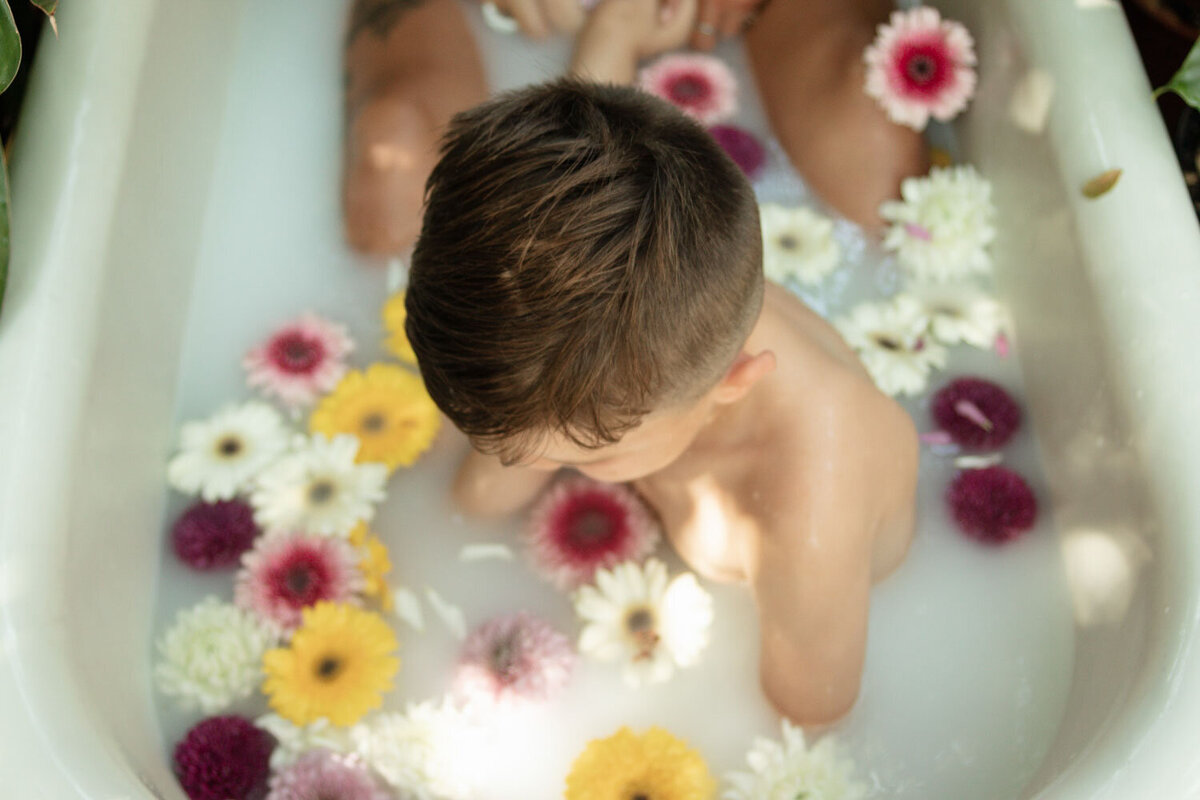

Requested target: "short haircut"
[{"left": 406, "top": 78, "right": 763, "bottom": 462}]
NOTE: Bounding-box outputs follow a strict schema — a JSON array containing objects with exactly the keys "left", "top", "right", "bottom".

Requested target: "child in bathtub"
[{"left": 397, "top": 0, "right": 920, "bottom": 724}]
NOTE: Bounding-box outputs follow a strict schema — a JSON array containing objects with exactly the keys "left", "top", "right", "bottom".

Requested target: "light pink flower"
[
  {"left": 638, "top": 54, "right": 738, "bottom": 126},
  {"left": 266, "top": 749, "right": 391, "bottom": 800},
  {"left": 454, "top": 612, "right": 575, "bottom": 707},
  {"left": 864, "top": 7, "right": 977, "bottom": 131},
  {"left": 243, "top": 313, "right": 354, "bottom": 408},
  {"left": 526, "top": 478, "right": 660, "bottom": 590},
  {"left": 234, "top": 532, "right": 364, "bottom": 634}
]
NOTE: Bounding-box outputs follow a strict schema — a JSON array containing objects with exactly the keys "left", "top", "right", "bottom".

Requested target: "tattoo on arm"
[{"left": 346, "top": 0, "right": 427, "bottom": 42}]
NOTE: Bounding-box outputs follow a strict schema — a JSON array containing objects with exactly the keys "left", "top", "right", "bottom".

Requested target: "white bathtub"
[{"left": 3, "top": 0, "right": 1200, "bottom": 797}]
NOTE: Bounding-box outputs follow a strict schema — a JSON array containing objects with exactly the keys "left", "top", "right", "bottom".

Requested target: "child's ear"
[{"left": 712, "top": 350, "right": 777, "bottom": 404}]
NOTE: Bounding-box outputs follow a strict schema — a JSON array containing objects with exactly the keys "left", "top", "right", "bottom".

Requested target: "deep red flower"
[
  {"left": 932, "top": 377, "right": 1021, "bottom": 450},
  {"left": 172, "top": 499, "right": 260, "bottom": 570},
  {"left": 173, "top": 715, "right": 274, "bottom": 800},
  {"left": 947, "top": 466, "right": 1037, "bottom": 544},
  {"left": 709, "top": 125, "right": 766, "bottom": 180}
]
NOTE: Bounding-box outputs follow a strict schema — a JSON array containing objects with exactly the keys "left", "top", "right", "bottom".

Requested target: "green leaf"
[
  {"left": 0, "top": 147, "right": 9, "bottom": 319},
  {"left": 0, "top": 1, "right": 21, "bottom": 95},
  {"left": 1160, "top": 37, "right": 1200, "bottom": 110},
  {"left": 29, "top": 0, "right": 56, "bottom": 36}
]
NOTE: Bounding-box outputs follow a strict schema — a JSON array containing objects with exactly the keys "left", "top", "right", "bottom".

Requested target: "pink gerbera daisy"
[
  {"left": 638, "top": 54, "right": 738, "bottom": 126},
  {"left": 266, "top": 749, "right": 391, "bottom": 800},
  {"left": 243, "top": 313, "right": 354, "bottom": 408},
  {"left": 234, "top": 532, "right": 364, "bottom": 633},
  {"left": 526, "top": 478, "right": 660, "bottom": 590},
  {"left": 454, "top": 612, "right": 576, "bottom": 707},
  {"left": 864, "top": 7, "right": 977, "bottom": 131}
]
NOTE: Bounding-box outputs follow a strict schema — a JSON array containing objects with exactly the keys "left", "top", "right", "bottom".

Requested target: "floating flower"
[
  {"left": 350, "top": 523, "right": 395, "bottom": 612},
  {"left": 266, "top": 749, "right": 392, "bottom": 800},
  {"left": 638, "top": 53, "right": 738, "bottom": 125},
  {"left": 723, "top": 721, "right": 866, "bottom": 800},
  {"left": 310, "top": 364, "right": 440, "bottom": 473},
  {"left": 244, "top": 313, "right": 354, "bottom": 409},
  {"left": 168, "top": 402, "right": 289, "bottom": 502},
  {"left": 863, "top": 7, "right": 977, "bottom": 130},
  {"left": 527, "top": 478, "right": 661, "bottom": 590},
  {"left": 836, "top": 295, "right": 947, "bottom": 397},
  {"left": 172, "top": 498, "right": 260, "bottom": 570},
  {"left": 880, "top": 165, "right": 996, "bottom": 283},
  {"left": 173, "top": 715, "right": 274, "bottom": 800},
  {"left": 235, "top": 532, "right": 365, "bottom": 634},
  {"left": 251, "top": 434, "right": 387, "bottom": 538},
  {"left": 351, "top": 700, "right": 474, "bottom": 800},
  {"left": 574, "top": 558, "right": 713, "bottom": 687},
  {"left": 932, "top": 377, "right": 1022, "bottom": 450},
  {"left": 155, "top": 597, "right": 276, "bottom": 714},
  {"left": 262, "top": 601, "right": 400, "bottom": 727},
  {"left": 256, "top": 713, "right": 354, "bottom": 770},
  {"left": 382, "top": 291, "right": 417, "bottom": 364},
  {"left": 914, "top": 284, "right": 1006, "bottom": 349},
  {"left": 709, "top": 125, "right": 766, "bottom": 180},
  {"left": 759, "top": 204, "right": 842, "bottom": 286},
  {"left": 947, "top": 466, "right": 1038, "bottom": 544},
  {"left": 565, "top": 726, "right": 716, "bottom": 800},
  {"left": 454, "top": 612, "right": 576, "bottom": 707}
]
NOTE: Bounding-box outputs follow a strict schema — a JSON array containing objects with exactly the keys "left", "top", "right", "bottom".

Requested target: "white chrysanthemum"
[
  {"left": 724, "top": 722, "right": 866, "bottom": 800},
  {"left": 836, "top": 295, "right": 947, "bottom": 397},
  {"left": 913, "top": 284, "right": 1007, "bottom": 349},
  {"left": 251, "top": 434, "right": 387, "bottom": 537},
  {"left": 351, "top": 701, "right": 474, "bottom": 800},
  {"left": 167, "top": 402, "right": 289, "bottom": 501},
  {"left": 154, "top": 596, "right": 276, "bottom": 714},
  {"left": 760, "top": 204, "right": 842, "bottom": 286},
  {"left": 574, "top": 558, "right": 714, "bottom": 687},
  {"left": 256, "top": 714, "right": 354, "bottom": 771},
  {"left": 880, "top": 166, "right": 996, "bottom": 282}
]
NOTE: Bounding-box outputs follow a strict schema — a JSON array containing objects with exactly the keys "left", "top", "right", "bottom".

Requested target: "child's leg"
[
  {"left": 744, "top": 0, "right": 927, "bottom": 231},
  {"left": 343, "top": 0, "right": 488, "bottom": 255}
]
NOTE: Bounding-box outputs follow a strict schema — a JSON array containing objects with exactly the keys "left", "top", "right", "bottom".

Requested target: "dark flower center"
[
  {"left": 668, "top": 73, "right": 710, "bottom": 103},
  {"left": 269, "top": 332, "right": 324, "bottom": 374},
  {"left": 777, "top": 233, "right": 799, "bottom": 251},
  {"left": 285, "top": 566, "right": 312, "bottom": 595},
  {"left": 895, "top": 40, "right": 954, "bottom": 97},
  {"left": 906, "top": 54, "right": 937, "bottom": 83},
  {"left": 361, "top": 412, "right": 388, "bottom": 434},
  {"left": 572, "top": 510, "right": 614, "bottom": 543},
  {"left": 308, "top": 480, "right": 336, "bottom": 505},
  {"left": 489, "top": 633, "right": 522, "bottom": 683},
  {"left": 216, "top": 436, "right": 243, "bottom": 457},
  {"left": 316, "top": 655, "right": 343, "bottom": 681},
  {"left": 872, "top": 334, "right": 902, "bottom": 352},
  {"left": 626, "top": 608, "right": 654, "bottom": 633}
]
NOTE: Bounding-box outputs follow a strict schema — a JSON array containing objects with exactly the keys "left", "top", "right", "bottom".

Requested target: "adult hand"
[
  {"left": 689, "top": 0, "right": 760, "bottom": 50},
  {"left": 483, "top": 0, "right": 586, "bottom": 38}
]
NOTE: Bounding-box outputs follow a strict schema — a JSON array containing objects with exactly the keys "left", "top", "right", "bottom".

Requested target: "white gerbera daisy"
[
  {"left": 880, "top": 165, "right": 996, "bottom": 282},
  {"left": 724, "top": 721, "right": 866, "bottom": 800},
  {"left": 351, "top": 701, "right": 474, "bottom": 800},
  {"left": 154, "top": 596, "right": 276, "bottom": 714},
  {"left": 255, "top": 713, "right": 353, "bottom": 771},
  {"left": 573, "top": 558, "right": 714, "bottom": 687},
  {"left": 913, "top": 284, "right": 1007, "bottom": 349},
  {"left": 836, "top": 295, "right": 947, "bottom": 397},
  {"left": 167, "top": 402, "right": 289, "bottom": 501},
  {"left": 760, "top": 204, "right": 842, "bottom": 286},
  {"left": 251, "top": 434, "right": 387, "bottom": 537}
]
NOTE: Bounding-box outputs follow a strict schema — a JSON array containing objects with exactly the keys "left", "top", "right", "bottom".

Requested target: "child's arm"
[{"left": 569, "top": 0, "right": 697, "bottom": 85}]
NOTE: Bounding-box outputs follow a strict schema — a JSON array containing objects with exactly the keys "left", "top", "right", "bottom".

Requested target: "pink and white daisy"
[
  {"left": 638, "top": 54, "right": 738, "bottom": 126},
  {"left": 266, "top": 749, "right": 392, "bottom": 800},
  {"left": 234, "top": 532, "right": 364, "bottom": 634},
  {"left": 453, "top": 612, "right": 576, "bottom": 707},
  {"left": 244, "top": 313, "right": 355, "bottom": 409},
  {"left": 864, "top": 7, "right": 977, "bottom": 131},
  {"left": 526, "top": 478, "right": 660, "bottom": 590}
]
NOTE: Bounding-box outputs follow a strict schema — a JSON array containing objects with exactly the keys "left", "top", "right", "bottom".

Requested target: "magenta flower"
[
  {"left": 266, "top": 749, "right": 391, "bottom": 800},
  {"left": 172, "top": 499, "right": 261, "bottom": 570},
  {"left": 638, "top": 54, "right": 738, "bottom": 126},
  {"left": 947, "top": 466, "right": 1037, "bottom": 545},
  {"left": 526, "top": 477, "right": 660, "bottom": 590},
  {"left": 709, "top": 125, "right": 766, "bottom": 180},
  {"left": 931, "top": 377, "right": 1022, "bottom": 451},
  {"left": 243, "top": 313, "right": 354, "bottom": 408},
  {"left": 454, "top": 612, "right": 576, "bottom": 707},
  {"left": 864, "top": 7, "right": 977, "bottom": 131},
  {"left": 173, "top": 715, "right": 274, "bottom": 800},
  {"left": 234, "top": 532, "right": 364, "bottom": 633}
]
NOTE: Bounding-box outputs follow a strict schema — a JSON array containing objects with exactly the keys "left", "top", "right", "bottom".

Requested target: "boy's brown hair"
[{"left": 406, "top": 78, "right": 763, "bottom": 462}]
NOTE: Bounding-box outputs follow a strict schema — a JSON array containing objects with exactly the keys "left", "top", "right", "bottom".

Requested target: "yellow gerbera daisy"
[
  {"left": 309, "top": 363, "right": 439, "bottom": 472},
  {"left": 565, "top": 727, "right": 716, "bottom": 800},
  {"left": 349, "top": 523, "right": 394, "bottom": 612},
  {"left": 262, "top": 601, "right": 399, "bottom": 727},
  {"left": 382, "top": 291, "right": 416, "bottom": 364}
]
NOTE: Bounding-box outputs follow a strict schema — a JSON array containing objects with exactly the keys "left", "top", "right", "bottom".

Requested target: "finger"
[
  {"left": 718, "top": 6, "right": 747, "bottom": 37},
  {"left": 505, "top": 0, "right": 550, "bottom": 38},
  {"left": 660, "top": 0, "right": 698, "bottom": 49},
  {"left": 688, "top": 0, "right": 718, "bottom": 50},
  {"left": 542, "top": 0, "right": 585, "bottom": 33}
]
